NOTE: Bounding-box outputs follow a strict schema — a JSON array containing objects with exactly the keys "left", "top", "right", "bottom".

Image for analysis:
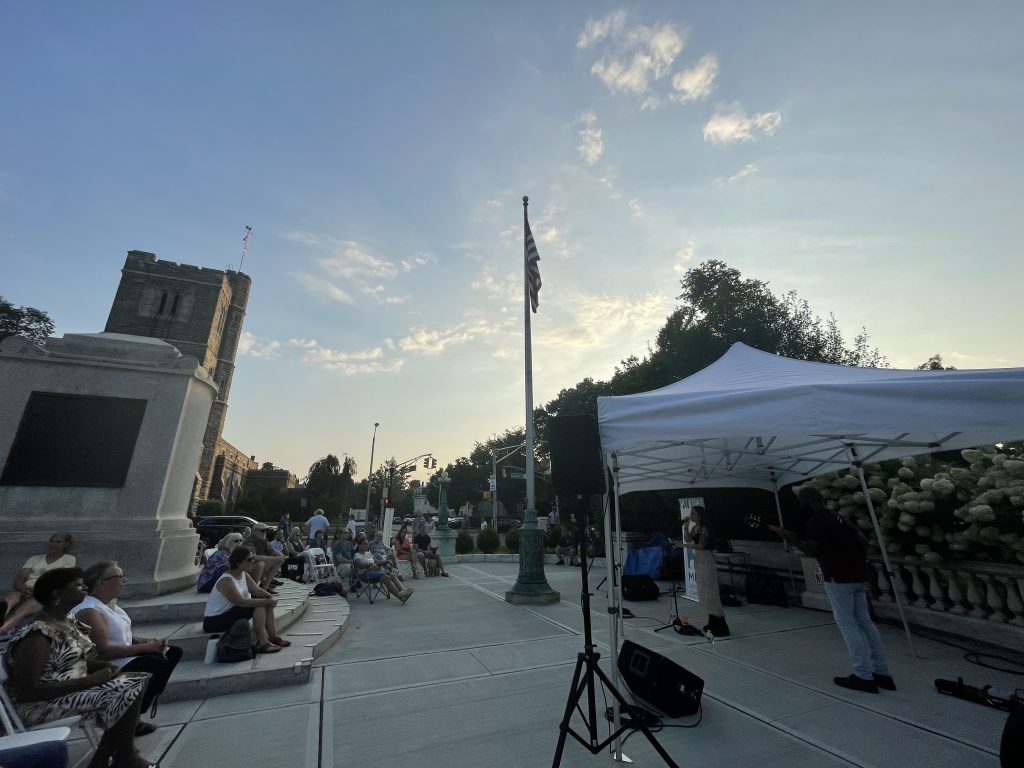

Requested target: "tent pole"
[
  {"left": 770, "top": 475, "right": 799, "bottom": 604},
  {"left": 849, "top": 452, "right": 918, "bottom": 657},
  {"left": 604, "top": 454, "right": 630, "bottom": 762}
]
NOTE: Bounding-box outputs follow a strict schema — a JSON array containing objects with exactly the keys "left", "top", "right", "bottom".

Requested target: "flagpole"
[
  {"left": 506, "top": 195, "right": 559, "bottom": 605},
  {"left": 522, "top": 197, "right": 537, "bottom": 514}
]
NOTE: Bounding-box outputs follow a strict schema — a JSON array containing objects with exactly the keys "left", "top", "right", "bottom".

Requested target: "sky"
[{"left": 2, "top": 2, "right": 1022, "bottom": 483}]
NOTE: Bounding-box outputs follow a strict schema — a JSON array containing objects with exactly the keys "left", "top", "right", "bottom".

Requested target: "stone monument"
[{"left": 0, "top": 332, "right": 217, "bottom": 596}]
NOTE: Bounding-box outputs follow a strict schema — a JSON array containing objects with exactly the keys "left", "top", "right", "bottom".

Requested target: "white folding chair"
[
  {"left": 0, "top": 662, "right": 100, "bottom": 768},
  {"left": 302, "top": 547, "right": 339, "bottom": 584}
]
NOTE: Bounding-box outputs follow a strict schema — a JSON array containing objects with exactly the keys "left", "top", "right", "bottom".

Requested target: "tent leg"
[
  {"left": 604, "top": 455, "right": 630, "bottom": 761},
  {"left": 854, "top": 466, "right": 919, "bottom": 658},
  {"left": 771, "top": 482, "right": 799, "bottom": 603}
]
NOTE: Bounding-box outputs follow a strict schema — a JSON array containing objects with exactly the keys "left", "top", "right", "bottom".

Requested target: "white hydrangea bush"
[{"left": 796, "top": 445, "right": 1024, "bottom": 565}]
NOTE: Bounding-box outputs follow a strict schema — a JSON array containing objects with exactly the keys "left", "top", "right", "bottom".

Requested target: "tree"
[
  {"left": 0, "top": 297, "right": 54, "bottom": 344},
  {"left": 305, "top": 454, "right": 358, "bottom": 521},
  {"left": 917, "top": 354, "right": 956, "bottom": 371}
]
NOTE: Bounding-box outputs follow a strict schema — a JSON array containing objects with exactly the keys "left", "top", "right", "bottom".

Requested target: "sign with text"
[{"left": 678, "top": 497, "right": 705, "bottom": 602}]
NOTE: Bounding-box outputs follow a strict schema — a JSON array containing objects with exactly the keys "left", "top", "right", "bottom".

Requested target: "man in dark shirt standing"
[{"left": 769, "top": 487, "right": 894, "bottom": 694}]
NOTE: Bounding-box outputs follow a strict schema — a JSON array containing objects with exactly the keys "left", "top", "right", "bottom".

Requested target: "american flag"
[{"left": 526, "top": 219, "right": 542, "bottom": 313}]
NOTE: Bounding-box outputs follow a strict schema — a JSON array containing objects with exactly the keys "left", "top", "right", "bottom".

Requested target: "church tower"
[{"left": 104, "top": 250, "right": 251, "bottom": 504}]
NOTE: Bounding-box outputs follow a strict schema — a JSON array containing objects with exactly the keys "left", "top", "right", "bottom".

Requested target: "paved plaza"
[{"left": 85, "top": 562, "right": 1013, "bottom": 768}]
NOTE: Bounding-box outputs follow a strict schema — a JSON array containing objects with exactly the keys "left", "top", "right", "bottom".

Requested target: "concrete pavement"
[{"left": 78, "top": 561, "right": 1015, "bottom": 767}]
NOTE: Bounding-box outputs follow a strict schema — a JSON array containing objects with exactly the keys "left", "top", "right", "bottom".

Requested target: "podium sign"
[{"left": 678, "top": 497, "right": 705, "bottom": 602}]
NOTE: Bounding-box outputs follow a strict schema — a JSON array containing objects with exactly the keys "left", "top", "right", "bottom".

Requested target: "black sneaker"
[
  {"left": 873, "top": 674, "right": 897, "bottom": 691},
  {"left": 834, "top": 674, "right": 878, "bottom": 693},
  {"left": 271, "top": 580, "right": 284, "bottom": 587}
]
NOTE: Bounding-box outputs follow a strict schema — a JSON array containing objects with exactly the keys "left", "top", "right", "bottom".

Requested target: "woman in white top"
[
  {"left": 73, "top": 561, "right": 183, "bottom": 734},
  {"left": 1, "top": 531, "right": 76, "bottom": 634},
  {"left": 202, "top": 546, "right": 290, "bottom": 653}
]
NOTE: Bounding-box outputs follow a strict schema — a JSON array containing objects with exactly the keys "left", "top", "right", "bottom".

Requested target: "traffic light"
[
  {"left": 423, "top": 458, "right": 429, "bottom": 468},
  {"left": 383, "top": 497, "right": 389, "bottom": 506},
  {"left": 431, "top": 458, "right": 437, "bottom": 469}
]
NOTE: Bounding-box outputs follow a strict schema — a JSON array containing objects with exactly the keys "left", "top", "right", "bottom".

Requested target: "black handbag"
[{"left": 215, "top": 619, "right": 255, "bottom": 663}]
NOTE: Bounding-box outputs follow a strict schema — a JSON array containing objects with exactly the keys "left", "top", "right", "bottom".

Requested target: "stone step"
[
  {"left": 159, "top": 592, "right": 350, "bottom": 702},
  {"left": 130, "top": 580, "right": 311, "bottom": 661}
]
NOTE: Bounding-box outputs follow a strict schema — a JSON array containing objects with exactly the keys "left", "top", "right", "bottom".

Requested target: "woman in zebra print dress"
[{"left": 0, "top": 567, "right": 157, "bottom": 768}]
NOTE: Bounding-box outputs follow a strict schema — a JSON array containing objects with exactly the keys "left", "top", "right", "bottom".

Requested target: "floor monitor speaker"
[
  {"left": 548, "top": 414, "right": 604, "bottom": 495},
  {"left": 618, "top": 640, "right": 704, "bottom": 718}
]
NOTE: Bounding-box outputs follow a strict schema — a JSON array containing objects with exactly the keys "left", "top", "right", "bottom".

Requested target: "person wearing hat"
[
  {"left": 305, "top": 509, "right": 330, "bottom": 547},
  {"left": 243, "top": 523, "right": 285, "bottom": 593}
]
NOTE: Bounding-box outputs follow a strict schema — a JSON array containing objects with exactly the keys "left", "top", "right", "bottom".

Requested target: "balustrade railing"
[{"left": 867, "top": 556, "right": 1024, "bottom": 628}]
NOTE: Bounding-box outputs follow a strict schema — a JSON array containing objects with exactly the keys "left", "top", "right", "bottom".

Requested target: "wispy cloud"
[
  {"left": 577, "top": 111, "right": 604, "bottom": 166},
  {"left": 628, "top": 199, "right": 645, "bottom": 219},
  {"left": 580, "top": 11, "right": 685, "bottom": 105},
  {"left": 237, "top": 331, "right": 281, "bottom": 358},
  {"left": 288, "top": 338, "right": 404, "bottom": 375},
  {"left": 292, "top": 272, "right": 354, "bottom": 304},
  {"left": 361, "top": 284, "right": 407, "bottom": 305},
  {"left": 400, "top": 251, "right": 434, "bottom": 272},
  {"left": 673, "top": 241, "right": 697, "bottom": 273},
  {"left": 397, "top": 321, "right": 499, "bottom": 356},
  {"left": 538, "top": 293, "right": 670, "bottom": 349},
  {"left": 703, "top": 105, "right": 782, "bottom": 144},
  {"left": 319, "top": 243, "right": 398, "bottom": 280},
  {"left": 713, "top": 163, "right": 760, "bottom": 187},
  {"left": 671, "top": 53, "right": 717, "bottom": 102}
]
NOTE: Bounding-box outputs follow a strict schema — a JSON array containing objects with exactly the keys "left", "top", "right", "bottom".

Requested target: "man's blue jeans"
[{"left": 824, "top": 581, "right": 891, "bottom": 680}]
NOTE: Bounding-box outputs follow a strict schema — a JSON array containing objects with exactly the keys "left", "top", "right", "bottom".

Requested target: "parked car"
[{"left": 195, "top": 515, "right": 260, "bottom": 546}]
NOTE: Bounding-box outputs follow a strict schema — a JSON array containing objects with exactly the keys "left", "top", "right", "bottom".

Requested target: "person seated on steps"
[
  {"left": 555, "top": 525, "right": 578, "bottom": 566},
  {"left": 413, "top": 524, "right": 449, "bottom": 577},
  {"left": 202, "top": 546, "right": 291, "bottom": 654},
  {"left": 243, "top": 523, "right": 285, "bottom": 594},
  {"left": 392, "top": 525, "right": 424, "bottom": 579},
  {"left": 1, "top": 532, "right": 76, "bottom": 634},
  {"left": 283, "top": 528, "right": 308, "bottom": 581},
  {"left": 196, "top": 533, "right": 244, "bottom": 593},
  {"left": 353, "top": 539, "right": 413, "bottom": 603}
]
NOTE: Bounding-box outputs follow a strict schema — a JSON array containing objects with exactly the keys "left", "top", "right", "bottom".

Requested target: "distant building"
[
  {"left": 104, "top": 250, "right": 251, "bottom": 508},
  {"left": 208, "top": 440, "right": 258, "bottom": 509},
  {"left": 244, "top": 465, "right": 300, "bottom": 495}
]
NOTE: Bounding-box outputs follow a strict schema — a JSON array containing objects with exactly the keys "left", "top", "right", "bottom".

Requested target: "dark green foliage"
[
  {"left": 195, "top": 499, "right": 224, "bottom": 517},
  {"left": 477, "top": 527, "right": 500, "bottom": 554},
  {"left": 505, "top": 526, "right": 520, "bottom": 553},
  {"left": 305, "top": 454, "right": 357, "bottom": 521},
  {"left": 0, "top": 297, "right": 55, "bottom": 344},
  {"left": 455, "top": 530, "right": 475, "bottom": 553}
]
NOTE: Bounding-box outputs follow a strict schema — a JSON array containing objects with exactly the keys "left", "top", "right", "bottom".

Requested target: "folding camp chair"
[
  {"left": 349, "top": 564, "right": 390, "bottom": 604},
  {"left": 0, "top": 662, "right": 99, "bottom": 768}
]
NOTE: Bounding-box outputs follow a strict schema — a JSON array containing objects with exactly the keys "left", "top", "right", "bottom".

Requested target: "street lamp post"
[
  {"left": 380, "top": 457, "right": 397, "bottom": 525},
  {"left": 363, "top": 422, "right": 379, "bottom": 526}
]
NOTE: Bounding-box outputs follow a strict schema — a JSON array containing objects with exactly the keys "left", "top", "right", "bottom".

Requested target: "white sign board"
[{"left": 678, "top": 497, "right": 705, "bottom": 602}]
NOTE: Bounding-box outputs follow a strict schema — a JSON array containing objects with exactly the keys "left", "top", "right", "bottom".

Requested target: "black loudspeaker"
[
  {"left": 548, "top": 415, "right": 604, "bottom": 495},
  {"left": 618, "top": 640, "right": 704, "bottom": 718},
  {"left": 621, "top": 574, "right": 660, "bottom": 601}
]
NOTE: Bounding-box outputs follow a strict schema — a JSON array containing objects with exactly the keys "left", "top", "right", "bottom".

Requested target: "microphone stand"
[{"left": 551, "top": 494, "right": 679, "bottom": 768}]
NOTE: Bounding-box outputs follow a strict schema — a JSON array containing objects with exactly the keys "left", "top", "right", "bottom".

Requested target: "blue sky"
[{"left": 2, "top": 2, "right": 1022, "bottom": 481}]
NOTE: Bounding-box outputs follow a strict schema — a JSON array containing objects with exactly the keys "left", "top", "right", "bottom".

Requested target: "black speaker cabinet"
[
  {"left": 618, "top": 640, "right": 704, "bottom": 718},
  {"left": 548, "top": 414, "right": 605, "bottom": 495},
  {"left": 621, "top": 574, "right": 660, "bottom": 601}
]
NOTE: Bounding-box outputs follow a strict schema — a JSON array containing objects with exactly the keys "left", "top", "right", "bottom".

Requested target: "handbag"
[{"left": 215, "top": 619, "right": 255, "bottom": 663}]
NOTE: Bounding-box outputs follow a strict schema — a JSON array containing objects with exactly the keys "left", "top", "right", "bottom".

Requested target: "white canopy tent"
[{"left": 595, "top": 342, "right": 1024, "bottom": 658}]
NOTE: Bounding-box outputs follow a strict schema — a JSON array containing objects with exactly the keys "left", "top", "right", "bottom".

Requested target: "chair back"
[{"left": 0, "top": 661, "right": 27, "bottom": 734}]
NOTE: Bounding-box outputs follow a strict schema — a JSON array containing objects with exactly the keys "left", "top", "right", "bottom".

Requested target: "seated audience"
[
  {"left": 202, "top": 546, "right": 290, "bottom": 654},
  {"left": 353, "top": 540, "right": 413, "bottom": 603},
  {"left": 414, "top": 525, "right": 449, "bottom": 577},
  {"left": 270, "top": 529, "right": 286, "bottom": 553},
  {"left": 0, "top": 568, "right": 156, "bottom": 768},
  {"left": 368, "top": 531, "right": 399, "bottom": 572},
  {"left": 73, "top": 562, "right": 183, "bottom": 733},
  {"left": 243, "top": 523, "right": 285, "bottom": 593},
  {"left": 392, "top": 525, "right": 423, "bottom": 579},
  {"left": 331, "top": 528, "right": 355, "bottom": 578},
  {"left": 282, "top": 528, "right": 308, "bottom": 581},
  {"left": 1, "top": 532, "right": 76, "bottom": 634},
  {"left": 196, "top": 533, "right": 243, "bottom": 593}
]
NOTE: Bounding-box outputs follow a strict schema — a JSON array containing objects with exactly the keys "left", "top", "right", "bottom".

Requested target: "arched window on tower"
[
  {"left": 157, "top": 291, "right": 168, "bottom": 316},
  {"left": 170, "top": 292, "right": 180, "bottom": 317}
]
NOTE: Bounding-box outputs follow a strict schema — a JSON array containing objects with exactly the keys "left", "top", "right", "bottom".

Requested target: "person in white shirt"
[
  {"left": 353, "top": 540, "right": 413, "bottom": 603},
  {"left": 270, "top": 529, "right": 286, "bottom": 553},
  {"left": 344, "top": 516, "right": 358, "bottom": 538},
  {"left": 1, "top": 531, "right": 76, "bottom": 634},
  {"left": 480, "top": 520, "right": 488, "bottom": 530},
  {"left": 305, "top": 509, "right": 330, "bottom": 546}
]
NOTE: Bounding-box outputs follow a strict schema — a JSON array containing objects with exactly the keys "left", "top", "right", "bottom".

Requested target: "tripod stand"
[
  {"left": 552, "top": 495, "right": 679, "bottom": 768},
  {"left": 654, "top": 547, "right": 700, "bottom": 636}
]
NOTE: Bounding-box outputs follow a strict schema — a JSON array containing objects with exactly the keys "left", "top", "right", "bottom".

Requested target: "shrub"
[
  {"left": 455, "top": 531, "right": 475, "bottom": 554},
  {"left": 195, "top": 499, "right": 224, "bottom": 517},
  {"left": 505, "top": 526, "right": 520, "bottom": 553},
  {"left": 477, "top": 527, "right": 500, "bottom": 554}
]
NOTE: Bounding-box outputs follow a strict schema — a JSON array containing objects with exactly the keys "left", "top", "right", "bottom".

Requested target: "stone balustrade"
[{"left": 866, "top": 555, "right": 1024, "bottom": 651}]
